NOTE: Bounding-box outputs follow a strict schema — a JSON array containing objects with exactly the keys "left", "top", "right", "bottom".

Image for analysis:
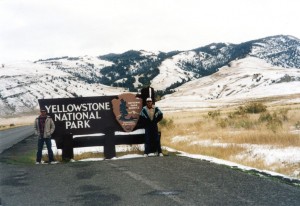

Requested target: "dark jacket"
[{"left": 140, "top": 106, "right": 163, "bottom": 126}]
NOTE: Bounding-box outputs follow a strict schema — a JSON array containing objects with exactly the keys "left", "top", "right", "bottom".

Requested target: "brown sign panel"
[{"left": 112, "top": 93, "right": 143, "bottom": 132}]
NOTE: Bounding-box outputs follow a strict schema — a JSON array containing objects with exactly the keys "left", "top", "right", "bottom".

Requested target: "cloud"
[{"left": 0, "top": 0, "right": 299, "bottom": 62}]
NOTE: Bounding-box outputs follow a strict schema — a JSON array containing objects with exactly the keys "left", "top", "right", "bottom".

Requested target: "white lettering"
[
  {"left": 61, "top": 114, "right": 68, "bottom": 121},
  {"left": 89, "top": 112, "right": 95, "bottom": 119},
  {"left": 65, "top": 120, "right": 91, "bottom": 129},
  {"left": 70, "top": 122, "right": 77, "bottom": 129},
  {"left": 84, "top": 120, "right": 90, "bottom": 128},
  {"left": 49, "top": 102, "right": 111, "bottom": 130},
  {"left": 96, "top": 111, "right": 101, "bottom": 119},
  {"left": 105, "top": 102, "right": 110, "bottom": 110},
  {"left": 54, "top": 113, "right": 60, "bottom": 121},
  {"left": 82, "top": 112, "right": 89, "bottom": 119},
  {"left": 78, "top": 121, "right": 83, "bottom": 128},
  {"left": 75, "top": 112, "right": 82, "bottom": 120},
  {"left": 48, "top": 102, "right": 111, "bottom": 113},
  {"left": 67, "top": 104, "right": 73, "bottom": 112},
  {"left": 81, "top": 104, "right": 87, "bottom": 111},
  {"left": 45, "top": 105, "right": 51, "bottom": 113},
  {"left": 66, "top": 121, "right": 71, "bottom": 129},
  {"left": 73, "top": 104, "right": 82, "bottom": 111},
  {"left": 52, "top": 105, "right": 57, "bottom": 113}
]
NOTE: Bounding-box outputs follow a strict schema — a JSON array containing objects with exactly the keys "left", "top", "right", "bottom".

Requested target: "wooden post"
[
  {"left": 62, "top": 133, "right": 74, "bottom": 161},
  {"left": 104, "top": 128, "right": 116, "bottom": 159}
]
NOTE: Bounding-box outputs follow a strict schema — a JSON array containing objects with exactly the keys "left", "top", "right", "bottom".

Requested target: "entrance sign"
[{"left": 38, "top": 93, "right": 144, "bottom": 159}]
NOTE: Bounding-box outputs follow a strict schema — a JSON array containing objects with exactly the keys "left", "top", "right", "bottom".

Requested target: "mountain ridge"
[{"left": 0, "top": 34, "right": 299, "bottom": 117}]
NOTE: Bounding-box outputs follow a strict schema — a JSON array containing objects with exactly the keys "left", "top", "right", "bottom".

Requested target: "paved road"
[
  {"left": 0, "top": 125, "right": 34, "bottom": 154},
  {"left": 0, "top": 133, "right": 300, "bottom": 205}
]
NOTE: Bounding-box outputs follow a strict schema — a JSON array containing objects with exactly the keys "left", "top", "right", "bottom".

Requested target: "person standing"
[
  {"left": 34, "top": 108, "right": 56, "bottom": 164},
  {"left": 140, "top": 97, "right": 163, "bottom": 156}
]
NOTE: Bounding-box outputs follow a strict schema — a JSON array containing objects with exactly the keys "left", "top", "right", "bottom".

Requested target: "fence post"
[
  {"left": 104, "top": 127, "right": 116, "bottom": 159},
  {"left": 62, "top": 133, "right": 74, "bottom": 161}
]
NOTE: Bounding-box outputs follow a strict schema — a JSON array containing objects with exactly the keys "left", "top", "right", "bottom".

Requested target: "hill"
[
  {"left": 0, "top": 35, "right": 299, "bottom": 117},
  {"left": 158, "top": 57, "right": 300, "bottom": 111}
]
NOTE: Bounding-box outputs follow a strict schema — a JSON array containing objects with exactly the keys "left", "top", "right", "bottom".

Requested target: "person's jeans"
[
  {"left": 36, "top": 138, "right": 54, "bottom": 162},
  {"left": 144, "top": 126, "right": 161, "bottom": 154}
]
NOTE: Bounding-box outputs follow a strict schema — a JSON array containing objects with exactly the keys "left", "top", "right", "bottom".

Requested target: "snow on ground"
[
  {"left": 236, "top": 144, "right": 300, "bottom": 166},
  {"left": 177, "top": 152, "right": 300, "bottom": 185},
  {"left": 45, "top": 132, "right": 300, "bottom": 183},
  {"left": 171, "top": 135, "right": 300, "bottom": 167}
]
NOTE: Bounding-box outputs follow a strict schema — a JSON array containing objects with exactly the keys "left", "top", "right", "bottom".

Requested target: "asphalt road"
[
  {"left": 0, "top": 125, "right": 34, "bottom": 154},
  {"left": 0, "top": 130, "right": 300, "bottom": 205}
]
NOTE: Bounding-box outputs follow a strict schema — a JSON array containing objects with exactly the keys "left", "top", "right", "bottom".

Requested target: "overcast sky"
[{"left": 1, "top": 0, "right": 299, "bottom": 62}]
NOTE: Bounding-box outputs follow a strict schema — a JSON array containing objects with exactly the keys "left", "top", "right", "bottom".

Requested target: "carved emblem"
[{"left": 112, "top": 93, "right": 142, "bottom": 132}]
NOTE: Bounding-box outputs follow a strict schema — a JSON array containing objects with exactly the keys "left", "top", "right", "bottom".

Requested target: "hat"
[
  {"left": 40, "top": 108, "right": 46, "bottom": 112},
  {"left": 146, "top": 97, "right": 152, "bottom": 102}
]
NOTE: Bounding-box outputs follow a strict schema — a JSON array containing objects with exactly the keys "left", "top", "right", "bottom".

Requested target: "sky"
[{"left": 0, "top": 0, "right": 299, "bottom": 63}]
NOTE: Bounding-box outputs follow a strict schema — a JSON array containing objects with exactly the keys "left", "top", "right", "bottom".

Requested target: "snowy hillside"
[
  {"left": 36, "top": 55, "right": 113, "bottom": 83},
  {"left": 0, "top": 61, "right": 126, "bottom": 116},
  {"left": 157, "top": 57, "right": 300, "bottom": 111},
  {"left": 153, "top": 35, "right": 300, "bottom": 92},
  {"left": 33, "top": 35, "right": 300, "bottom": 94},
  {"left": 0, "top": 35, "right": 300, "bottom": 117},
  {"left": 151, "top": 51, "right": 198, "bottom": 91}
]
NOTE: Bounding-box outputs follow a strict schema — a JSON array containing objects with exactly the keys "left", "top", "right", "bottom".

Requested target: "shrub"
[
  {"left": 244, "top": 102, "right": 267, "bottom": 113},
  {"left": 277, "top": 108, "right": 289, "bottom": 121},
  {"left": 295, "top": 121, "right": 300, "bottom": 130},
  {"left": 236, "top": 106, "right": 247, "bottom": 115},
  {"left": 224, "top": 117, "right": 255, "bottom": 129},
  {"left": 236, "top": 119, "right": 255, "bottom": 129},
  {"left": 217, "top": 118, "right": 228, "bottom": 128},
  {"left": 259, "top": 112, "right": 273, "bottom": 122},
  {"left": 228, "top": 106, "right": 249, "bottom": 119},
  {"left": 208, "top": 110, "right": 221, "bottom": 119},
  {"left": 259, "top": 112, "right": 282, "bottom": 132},
  {"left": 266, "top": 118, "right": 282, "bottom": 132},
  {"left": 159, "top": 118, "right": 174, "bottom": 128}
]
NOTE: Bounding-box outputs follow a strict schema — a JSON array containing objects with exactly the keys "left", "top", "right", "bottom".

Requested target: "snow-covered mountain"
[
  {"left": 0, "top": 60, "right": 127, "bottom": 116},
  {"left": 0, "top": 35, "right": 299, "bottom": 117},
  {"left": 33, "top": 35, "right": 300, "bottom": 93},
  {"left": 153, "top": 35, "right": 300, "bottom": 92},
  {"left": 158, "top": 57, "right": 300, "bottom": 111}
]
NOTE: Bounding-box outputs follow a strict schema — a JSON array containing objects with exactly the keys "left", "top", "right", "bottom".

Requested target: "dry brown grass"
[
  {"left": 0, "top": 124, "right": 30, "bottom": 131},
  {"left": 73, "top": 152, "right": 104, "bottom": 161},
  {"left": 159, "top": 102, "right": 300, "bottom": 178},
  {"left": 0, "top": 114, "right": 36, "bottom": 130}
]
